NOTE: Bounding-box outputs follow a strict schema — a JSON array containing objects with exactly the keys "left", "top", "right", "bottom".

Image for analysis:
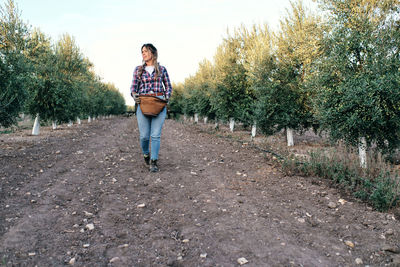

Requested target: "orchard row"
[
  {"left": 168, "top": 0, "right": 400, "bottom": 167},
  {"left": 0, "top": 0, "right": 126, "bottom": 131}
]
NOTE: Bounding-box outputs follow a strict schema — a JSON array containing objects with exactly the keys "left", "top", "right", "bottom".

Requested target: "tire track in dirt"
[{"left": 1, "top": 117, "right": 399, "bottom": 266}]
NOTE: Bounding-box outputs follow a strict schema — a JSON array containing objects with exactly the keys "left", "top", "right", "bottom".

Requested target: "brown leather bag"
[{"left": 139, "top": 95, "right": 167, "bottom": 117}]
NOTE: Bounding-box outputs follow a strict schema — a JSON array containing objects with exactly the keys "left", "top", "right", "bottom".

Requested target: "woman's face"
[{"left": 142, "top": 47, "right": 153, "bottom": 64}]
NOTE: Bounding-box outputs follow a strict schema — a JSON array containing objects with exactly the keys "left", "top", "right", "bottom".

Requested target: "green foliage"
[
  {"left": 105, "top": 84, "right": 126, "bottom": 115},
  {"left": 24, "top": 32, "right": 84, "bottom": 123},
  {"left": 0, "top": 0, "right": 31, "bottom": 127},
  {"left": 1, "top": 1, "right": 126, "bottom": 129},
  {"left": 0, "top": 46, "right": 31, "bottom": 127},
  {"left": 93, "top": 83, "right": 126, "bottom": 116},
  {"left": 168, "top": 83, "right": 185, "bottom": 118},
  {"left": 242, "top": 24, "right": 274, "bottom": 87},
  {"left": 158, "top": 0, "right": 400, "bottom": 160},
  {"left": 182, "top": 86, "right": 211, "bottom": 117},
  {"left": 212, "top": 33, "right": 254, "bottom": 124},
  {"left": 184, "top": 60, "right": 216, "bottom": 119},
  {"left": 368, "top": 174, "right": 400, "bottom": 211},
  {"left": 256, "top": 1, "right": 323, "bottom": 135},
  {"left": 173, "top": 2, "right": 323, "bottom": 133},
  {"left": 312, "top": 0, "right": 400, "bottom": 154},
  {"left": 255, "top": 80, "right": 313, "bottom": 135},
  {"left": 283, "top": 151, "right": 400, "bottom": 211}
]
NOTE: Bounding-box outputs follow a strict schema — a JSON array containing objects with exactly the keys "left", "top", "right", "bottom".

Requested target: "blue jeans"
[{"left": 136, "top": 99, "right": 167, "bottom": 160}]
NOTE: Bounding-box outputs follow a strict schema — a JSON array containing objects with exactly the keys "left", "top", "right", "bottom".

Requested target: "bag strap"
[
  {"left": 136, "top": 79, "right": 141, "bottom": 92},
  {"left": 161, "top": 80, "right": 167, "bottom": 100},
  {"left": 136, "top": 66, "right": 143, "bottom": 93},
  {"left": 158, "top": 64, "right": 167, "bottom": 100}
]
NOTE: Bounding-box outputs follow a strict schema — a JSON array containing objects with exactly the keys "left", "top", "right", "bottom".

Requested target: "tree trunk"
[
  {"left": 229, "top": 118, "right": 235, "bottom": 132},
  {"left": 194, "top": 113, "right": 199, "bottom": 124},
  {"left": 32, "top": 114, "right": 40, "bottom": 136},
  {"left": 52, "top": 121, "right": 57, "bottom": 130},
  {"left": 287, "top": 128, "right": 294, "bottom": 147},
  {"left": 204, "top": 117, "right": 208, "bottom": 124},
  {"left": 359, "top": 137, "right": 367, "bottom": 169},
  {"left": 77, "top": 117, "right": 81, "bottom": 125},
  {"left": 251, "top": 123, "right": 257, "bottom": 138}
]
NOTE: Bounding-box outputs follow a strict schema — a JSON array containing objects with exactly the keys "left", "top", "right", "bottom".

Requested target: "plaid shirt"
[{"left": 130, "top": 64, "right": 173, "bottom": 99}]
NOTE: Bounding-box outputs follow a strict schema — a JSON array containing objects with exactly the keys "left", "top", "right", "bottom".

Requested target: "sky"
[{"left": 6, "top": 0, "right": 316, "bottom": 106}]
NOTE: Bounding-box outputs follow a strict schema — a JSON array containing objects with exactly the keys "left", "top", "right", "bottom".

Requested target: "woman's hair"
[{"left": 139, "top": 43, "right": 160, "bottom": 79}]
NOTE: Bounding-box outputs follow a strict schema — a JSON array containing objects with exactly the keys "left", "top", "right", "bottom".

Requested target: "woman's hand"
[{"left": 133, "top": 94, "right": 140, "bottom": 104}]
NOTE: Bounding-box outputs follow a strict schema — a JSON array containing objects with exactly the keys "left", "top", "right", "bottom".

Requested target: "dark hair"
[
  {"left": 142, "top": 43, "right": 157, "bottom": 56},
  {"left": 139, "top": 43, "right": 160, "bottom": 79}
]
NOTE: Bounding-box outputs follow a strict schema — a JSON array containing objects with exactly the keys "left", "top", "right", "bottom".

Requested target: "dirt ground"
[{"left": 1, "top": 116, "right": 400, "bottom": 267}]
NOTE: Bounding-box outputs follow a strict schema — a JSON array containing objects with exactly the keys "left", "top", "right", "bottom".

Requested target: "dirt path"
[{"left": 1, "top": 117, "right": 399, "bottom": 266}]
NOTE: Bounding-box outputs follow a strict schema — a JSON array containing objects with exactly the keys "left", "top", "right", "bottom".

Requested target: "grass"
[
  {"left": 282, "top": 147, "right": 400, "bottom": 211},
  {"left": 0, "top": 129, "right": 13, "bottom": 134}
]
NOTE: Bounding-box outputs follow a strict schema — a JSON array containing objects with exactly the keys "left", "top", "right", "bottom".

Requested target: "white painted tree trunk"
[
  {"left": 287, "top": 128, "right": 294, "bottom": 147},
  {"left": 21, "top": 113, "right": 25, "bottom": 120},
  {"left": 229, "top": 118, "right": 235, "bottom": 132},
  {"left": 204, "top": 117, "right": 208, "bottom": 124},
  {"left": 194, "top": 113, "right": 199, "bottom": 124},
  {"left": 32, "top": 114, "right": 40, "bottom": 135},
  {"left": 52, "top": 121, "right": 57, "bottom": 130},
  {"left": 88, "top": 116, "right": 92, "bottom": 123},
  {"left": 359, "top": 137, "right": 367, "bottom": 169},
  {"left": 68, "top": 121, "right": 73, "bottom": 127},
  {"left": 183, "top": 115, "right": 187, "bottom": 121},
  {"left": 251, "top": 123, "right": 257, "bottom": 138},
  {"left": 77, "top": 117, "right": 81, "bottom": 125},
  {"left": 214, "top": 122, "right": 219, "bottom": 130}
]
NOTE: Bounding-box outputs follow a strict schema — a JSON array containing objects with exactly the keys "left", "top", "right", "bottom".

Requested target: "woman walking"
[{"left": 130, "top": 43, "right": 173, "bottom": 172}]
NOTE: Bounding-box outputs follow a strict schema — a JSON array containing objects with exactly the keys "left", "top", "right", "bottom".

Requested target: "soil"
[{"left": 1, "top": 116, "right": 400, "bottom": 267}]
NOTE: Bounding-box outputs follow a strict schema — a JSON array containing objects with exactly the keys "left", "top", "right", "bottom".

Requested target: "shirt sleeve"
[
  {"left": 162, "top": 67, "right": 173, "bottom": 99},
  {"left": 130, "top": 66, "right": 140, "bottom": 97}
]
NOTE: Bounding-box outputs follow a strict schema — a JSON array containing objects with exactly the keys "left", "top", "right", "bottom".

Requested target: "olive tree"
[
  {"left": 212, "top": 32, "right": 253, "bottom": 127},
  {"left": 312, "top": 0, "right": 400, "bottom": 165},
  {"left": 0, "top": 0, "right": 31, "bottom": 128},
  {"left": 255, "top": 1, "right": 323, "bottom": 146}
]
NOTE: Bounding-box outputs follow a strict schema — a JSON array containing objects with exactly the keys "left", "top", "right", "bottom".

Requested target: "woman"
[{"left": 130, "top": 43, "right": 172, "bottom": 172}]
